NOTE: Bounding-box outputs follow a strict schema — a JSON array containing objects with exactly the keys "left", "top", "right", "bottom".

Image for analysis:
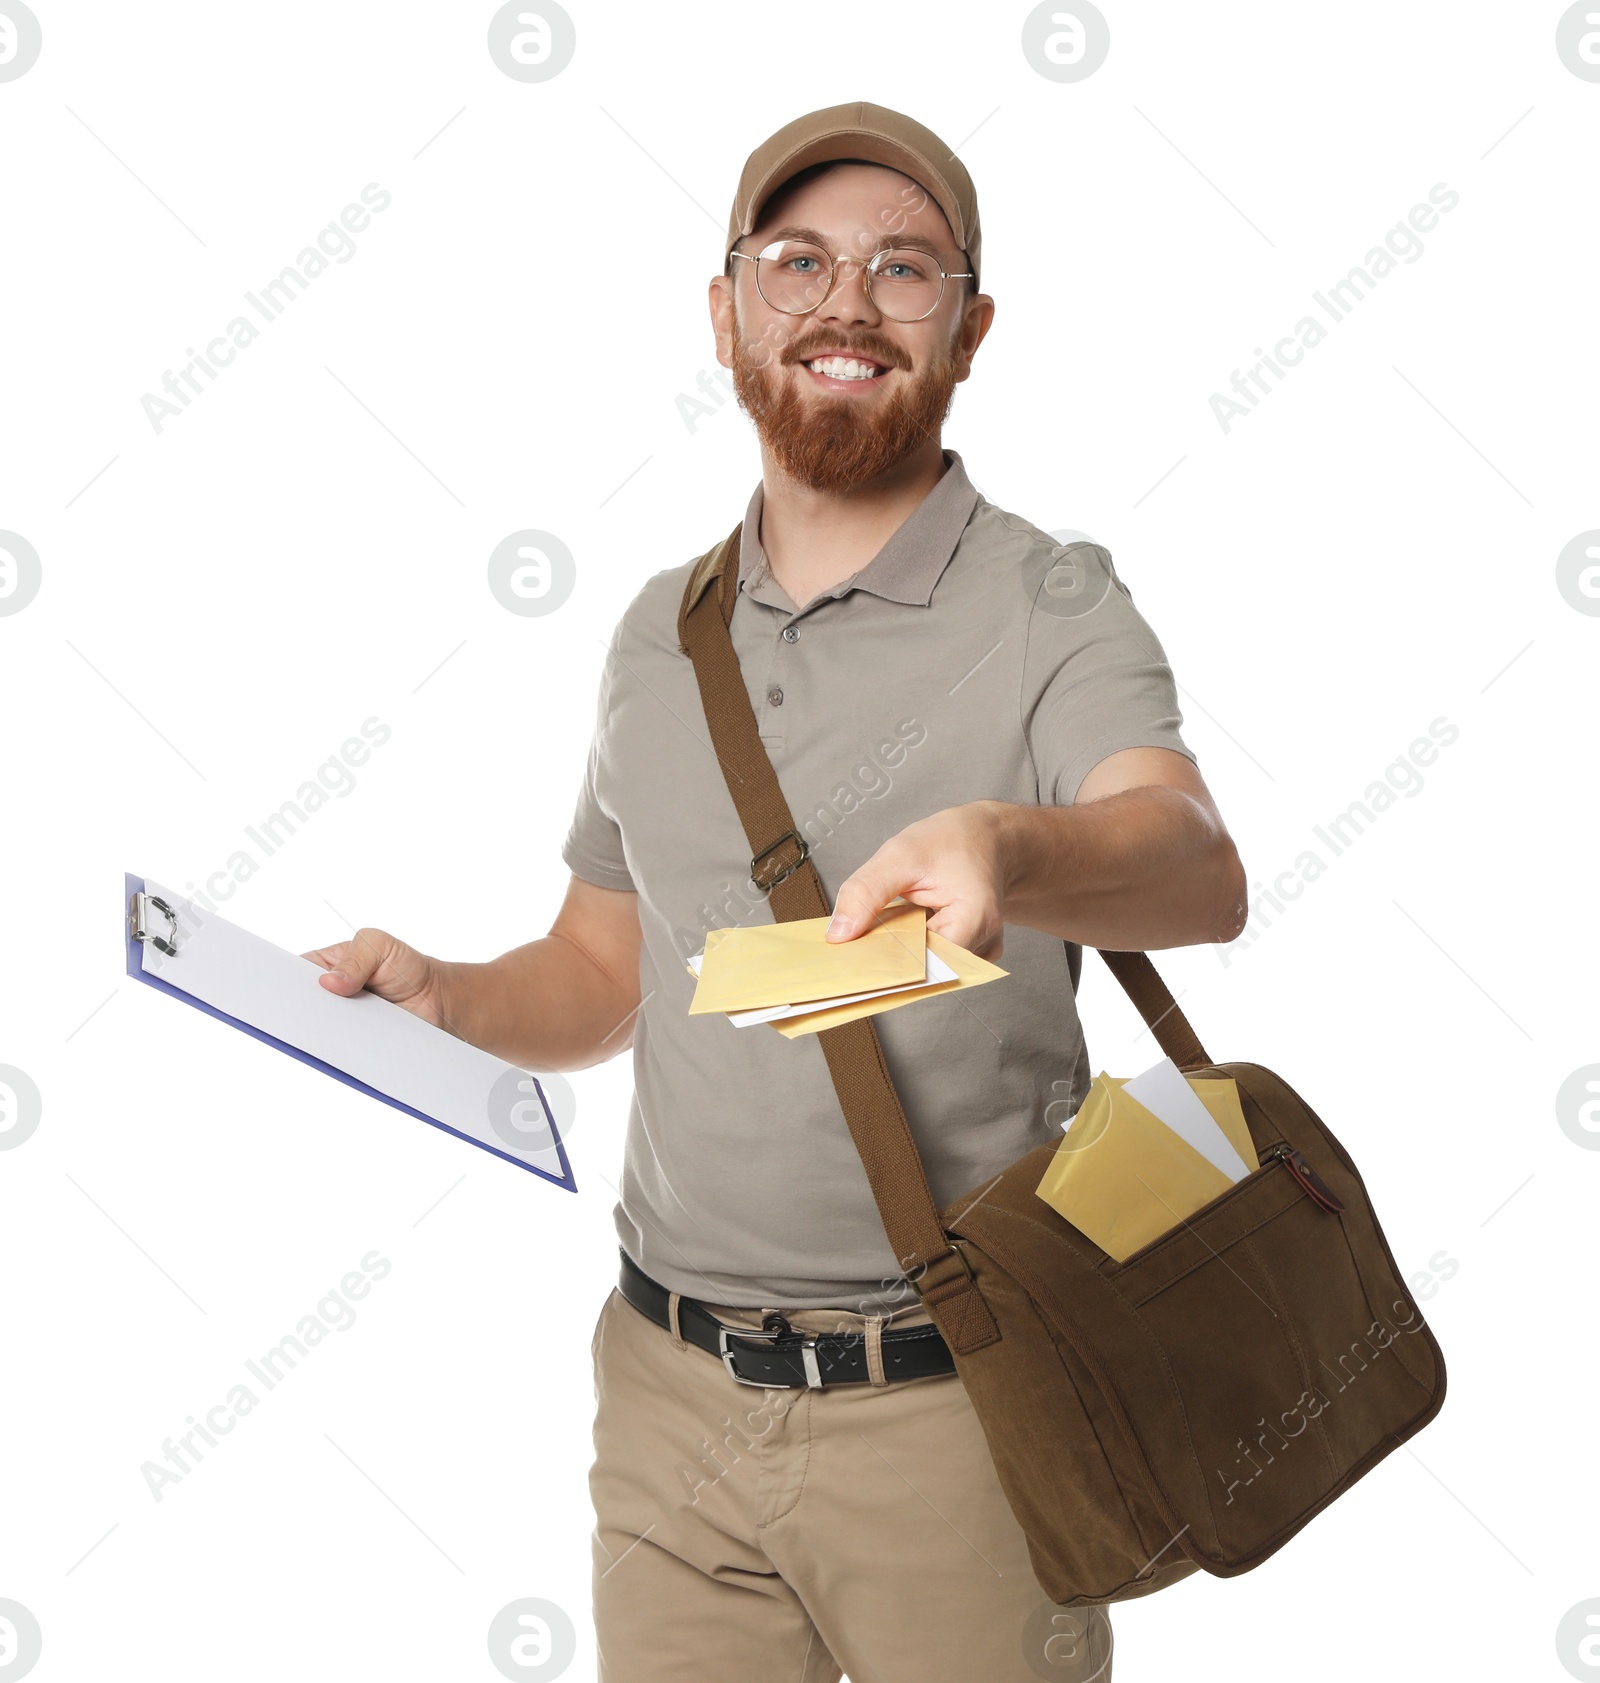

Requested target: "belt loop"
[
  {"left": 667, "top": 1291, "right": 686, "bottom": 1350},
  {"left": 865, "top": 1314, "right": 889, "bottom": 1387}
]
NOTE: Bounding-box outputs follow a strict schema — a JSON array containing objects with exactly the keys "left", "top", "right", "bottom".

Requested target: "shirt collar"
[{"left": 737, "top": 449, "right": 980, "bottom": 608}]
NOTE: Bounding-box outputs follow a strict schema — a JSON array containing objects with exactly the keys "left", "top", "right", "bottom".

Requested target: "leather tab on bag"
[
  {"left": 926, "top": 1285, "right": 1002, "bottom": 1354},
  {"left": 915, "top": 1247, "right": 1001, "bottom": 1353}
]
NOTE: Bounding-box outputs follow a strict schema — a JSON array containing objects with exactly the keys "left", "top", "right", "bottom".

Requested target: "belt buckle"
[{"left": 717, "top": 1323, "right": 792, "bottom": 1388}]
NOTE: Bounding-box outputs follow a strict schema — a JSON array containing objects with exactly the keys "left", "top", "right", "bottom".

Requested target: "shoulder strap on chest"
[{"left": 675, "top": 527, "right": 1207, "bottom": 1348}]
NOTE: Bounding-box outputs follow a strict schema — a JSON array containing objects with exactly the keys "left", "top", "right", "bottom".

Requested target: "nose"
[{"left": 814, "top": 255, "right": 881, "bottom": 326}]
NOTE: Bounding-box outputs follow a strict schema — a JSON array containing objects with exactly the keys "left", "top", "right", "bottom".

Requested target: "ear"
[
  {"left": 952, "top": 291, "right": 996, "bottom": 384},
  {"left": 709, "top": 273, "right": 736, "bottom": 370}
]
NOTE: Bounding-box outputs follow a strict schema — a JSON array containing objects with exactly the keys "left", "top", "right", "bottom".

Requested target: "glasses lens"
[
  {"left": 868, "top": 249, "right": 944, "bottom": 321},
  {"left": 755, "top": 241, "right": 833, "bottom": 314}
]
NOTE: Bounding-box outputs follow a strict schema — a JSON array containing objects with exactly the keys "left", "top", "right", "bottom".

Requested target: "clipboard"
[{"left": 124, "top": 873, "right": 576, "bottom": 1191}]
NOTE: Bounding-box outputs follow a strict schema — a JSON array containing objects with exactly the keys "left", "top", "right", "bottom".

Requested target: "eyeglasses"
[{"left": 730, "top": 239, "right": 973, "bottom": 323}]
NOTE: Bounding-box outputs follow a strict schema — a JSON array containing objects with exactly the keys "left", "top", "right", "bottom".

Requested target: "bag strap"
[
  {"left": 675, "top": 523, "right": 1210, "bottom": 1352},
  {"left": 1095, "top": 949, "right": 1210, "bottom": 1072}
]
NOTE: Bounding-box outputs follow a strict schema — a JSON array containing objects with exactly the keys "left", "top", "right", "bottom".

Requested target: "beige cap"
[{"left": 724, "top": 100, "right": 982, "bottom": 291}]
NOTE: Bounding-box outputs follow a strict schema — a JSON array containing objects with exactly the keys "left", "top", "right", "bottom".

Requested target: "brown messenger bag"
[{"left": 676, "top": 524, "right": 1448, "bottom": 1606}]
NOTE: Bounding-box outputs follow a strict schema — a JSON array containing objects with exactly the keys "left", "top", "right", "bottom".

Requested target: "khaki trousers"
[{"left": 589, "top": 1285, "right": 1113, "bottom": 1682}]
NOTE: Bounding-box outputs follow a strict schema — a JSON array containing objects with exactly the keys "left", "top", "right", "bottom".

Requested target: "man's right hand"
[
  {"left": 300, "top": 877, "right": 642, "bottom": 1071},
  {"left": 302, "top": 929, "right": 452, "bottom": 1030}
]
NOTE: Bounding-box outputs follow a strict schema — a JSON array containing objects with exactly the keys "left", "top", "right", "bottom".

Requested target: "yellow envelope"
[
  {"left": 688, "top": 901, "right": 927, "bottom": 1015},
  {"left": 1033, "top": 1072, "right": 1243, "bottom": 1261},
  {"left": 1179, "top": 1076, "right": 1255, "bottom": 1168},
  {"left": 771, "top": 928, "right": 1008, "bottom": 1038}
]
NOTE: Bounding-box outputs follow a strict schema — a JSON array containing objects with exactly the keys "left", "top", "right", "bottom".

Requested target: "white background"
[{"left": 2, "top": 2, "right": 1596, "bottom": 1679}]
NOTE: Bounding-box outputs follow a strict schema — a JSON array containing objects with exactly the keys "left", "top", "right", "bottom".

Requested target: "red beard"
[{"left": 729, "top": 320, "right": 961, "bottom": 493}]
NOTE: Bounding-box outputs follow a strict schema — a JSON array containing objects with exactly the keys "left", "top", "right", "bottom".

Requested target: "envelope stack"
[
  {"left": 1034, "top": 1057, "right": 1260, "bottom": 1261},
  {"left": 686, "top": 900, "right": 1007, "bottom": 1038}
]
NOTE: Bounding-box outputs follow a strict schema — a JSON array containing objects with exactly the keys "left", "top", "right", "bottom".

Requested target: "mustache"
[{"left": 781, "top": 336, "right": 910, "bottom": 371}]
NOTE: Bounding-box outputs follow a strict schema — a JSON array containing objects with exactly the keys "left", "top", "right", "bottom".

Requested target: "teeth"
[{"left": 806, "top": 356, "right": 881, "bottom": 380}]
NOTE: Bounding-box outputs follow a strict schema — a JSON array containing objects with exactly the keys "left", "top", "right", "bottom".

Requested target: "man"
[{"left": 310, "top": 103, "right": 1246, "bottom": 1682}]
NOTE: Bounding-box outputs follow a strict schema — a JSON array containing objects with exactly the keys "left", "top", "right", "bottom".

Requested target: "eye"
[{"left": 871, "top": 250, "right": 938, "bottom": 285}]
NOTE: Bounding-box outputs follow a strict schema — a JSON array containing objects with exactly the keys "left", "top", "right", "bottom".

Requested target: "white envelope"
[{"left": 1120, "top": 1055, "right": 1255, "bottom": 1182}]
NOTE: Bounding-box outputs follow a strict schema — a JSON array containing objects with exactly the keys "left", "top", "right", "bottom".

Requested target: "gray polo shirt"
[{"left": 562, "top": 449, "right": 1197, "bottom": 1309}]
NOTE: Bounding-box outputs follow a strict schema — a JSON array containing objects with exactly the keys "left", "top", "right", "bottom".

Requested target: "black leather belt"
[{"left": 617, "top": 1249, "right": 956, "bottom": 1389}]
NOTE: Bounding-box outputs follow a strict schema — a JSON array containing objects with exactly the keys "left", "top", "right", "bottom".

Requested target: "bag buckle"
[
  {"left": 908, "top": 1240, "right": 975, "bottom": 1298},
  {"left": 749, "top": 828, "right": 810, "bottom": 893}
]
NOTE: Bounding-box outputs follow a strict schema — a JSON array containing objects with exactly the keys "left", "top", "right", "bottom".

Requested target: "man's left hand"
[{"left": 825, "top": 801, "right": 1007, "bottom": 959}]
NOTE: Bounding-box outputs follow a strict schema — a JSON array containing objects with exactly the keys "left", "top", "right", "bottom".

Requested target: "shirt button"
[
  {"left": 767, "top": 686, "right": 784, "bottom": 707},
  {"left": 781, "top": 625, "right": 799, "bottom": 643}
]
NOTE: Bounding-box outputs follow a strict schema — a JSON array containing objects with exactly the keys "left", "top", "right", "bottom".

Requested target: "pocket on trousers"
[{"left": 591, "top": 1288, "right": 616, "bottom": 1371}]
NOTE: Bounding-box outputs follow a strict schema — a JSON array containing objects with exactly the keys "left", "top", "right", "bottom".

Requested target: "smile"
[{"left": 802, "top": 354, "right": 891, "bottom": 386}]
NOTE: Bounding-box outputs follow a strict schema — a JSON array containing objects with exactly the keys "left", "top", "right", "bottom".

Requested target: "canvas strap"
[{"left": 676, "top": 523, "right": 1212, "bottom": 1354}]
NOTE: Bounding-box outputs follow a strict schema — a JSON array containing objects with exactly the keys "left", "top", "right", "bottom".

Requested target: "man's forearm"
[
  {"left": 990, "top": 788, "right": 1247, "bottom": 951},
  {"left": 434, "top": 935, "right": 640, "bottom": 1072}
]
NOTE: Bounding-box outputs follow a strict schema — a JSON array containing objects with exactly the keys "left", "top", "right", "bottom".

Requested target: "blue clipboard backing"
[{"left": 124, "top": 873, "right": 576, "bottom": 1192}]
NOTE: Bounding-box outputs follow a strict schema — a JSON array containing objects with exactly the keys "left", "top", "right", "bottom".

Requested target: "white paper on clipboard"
[{"left": 125, "top": 874, "right": 573, "bottom": 1188}]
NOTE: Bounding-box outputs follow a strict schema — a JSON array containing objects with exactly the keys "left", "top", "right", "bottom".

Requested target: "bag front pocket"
[{"left": 1099, "top": 1144, "right": 1310, "bottom": 1305}]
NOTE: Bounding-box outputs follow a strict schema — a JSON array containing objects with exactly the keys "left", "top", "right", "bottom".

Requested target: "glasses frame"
[{"left": 730, "top": 240, "right": 974, "bottom": 324}]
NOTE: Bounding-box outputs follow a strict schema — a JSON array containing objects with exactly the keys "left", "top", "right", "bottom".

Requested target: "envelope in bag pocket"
[{"left": 1034, "top": 1074, "right": 1237, "bottom": 1261}]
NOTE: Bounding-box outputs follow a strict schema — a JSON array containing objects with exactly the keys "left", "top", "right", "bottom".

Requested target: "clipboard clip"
[{"left": 130, "top": 890, "right": 180, "bottom": 957}]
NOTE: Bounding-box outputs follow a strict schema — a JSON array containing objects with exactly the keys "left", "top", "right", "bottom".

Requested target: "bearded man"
[{"left": 310, "top": 102, "right": 1245, "bottom": 1681}]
